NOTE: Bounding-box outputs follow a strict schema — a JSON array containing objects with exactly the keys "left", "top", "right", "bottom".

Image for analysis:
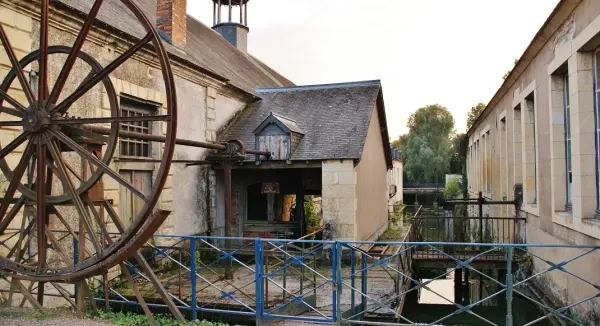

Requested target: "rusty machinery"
[{"left": 0, "top": 0, "right": 268, "bottom": 320}]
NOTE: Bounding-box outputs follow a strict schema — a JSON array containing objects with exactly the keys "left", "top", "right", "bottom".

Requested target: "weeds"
[{"left": 96, "top": 311, "right": 229, "bottom": 326}]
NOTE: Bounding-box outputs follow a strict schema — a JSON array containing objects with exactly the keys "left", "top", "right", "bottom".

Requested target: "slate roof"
[
  {"left": 220, "top": 80, "right": 392, "bottom": 166},
  {"left": 54, "top": 0, "right": 293, "bottom": 93}
]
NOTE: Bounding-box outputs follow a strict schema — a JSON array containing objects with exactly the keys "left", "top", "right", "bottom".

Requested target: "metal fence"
[
  {"left": 409, "top": 216, "right": 527, "bottom": 261},
  {"left": 81, "top": 235, "right": 600, "bottom": 326}
]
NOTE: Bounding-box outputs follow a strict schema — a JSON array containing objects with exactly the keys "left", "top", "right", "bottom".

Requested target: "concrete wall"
[
  {"left": 355, "top": 107, "right": 389, "bottom": 241},
  {"left": 466, "top": 0, "right": 600, "bottom": 322}
]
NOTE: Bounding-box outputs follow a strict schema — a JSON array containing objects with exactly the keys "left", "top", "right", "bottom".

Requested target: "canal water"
[{"left": 400, "top": 205, "right": 552, "bottom": 326}]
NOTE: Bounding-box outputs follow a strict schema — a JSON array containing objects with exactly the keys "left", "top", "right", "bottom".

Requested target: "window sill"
[
  {"left": 522, "top": 204, "right": 539, "bottom": 217},
  {"left": 552, "top": 212, "right": 600, "bottom": 240}
]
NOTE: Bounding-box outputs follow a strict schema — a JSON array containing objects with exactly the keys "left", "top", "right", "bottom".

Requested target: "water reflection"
[{"left": 401, "top": 206, "right": 551, "bottom": 325}]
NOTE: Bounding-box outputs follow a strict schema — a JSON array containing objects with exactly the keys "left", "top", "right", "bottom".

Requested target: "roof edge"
[
  {"left": 467, "top": 0, "right": 577, "bottom": 136},
  {"left": 256, "top": 79, "right": 381, "bottom": 93},
  {"left": 353, "top": 85, "right": 393, "bottom": 169}
]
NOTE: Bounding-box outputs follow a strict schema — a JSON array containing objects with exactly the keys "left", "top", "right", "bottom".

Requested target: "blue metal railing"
[{"left": 80, "top": 235, "right": 600, "bottom": 326}]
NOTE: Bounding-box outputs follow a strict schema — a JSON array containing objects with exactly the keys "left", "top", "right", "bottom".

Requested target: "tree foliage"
[
  {"left": 444, "top": 177, "right": 461, "bottom": 199},
  {"left": 399, "top": 104, "right": 455, "bottom": 184},
  {"left": 450, "top": 133, "right": 468, "bottom": 174},
  {"left": 466, "top": 103, "right": 486, "bottom": 131},
  {"left": 502, "top": 58, "right": 519, "bottom": 80}
]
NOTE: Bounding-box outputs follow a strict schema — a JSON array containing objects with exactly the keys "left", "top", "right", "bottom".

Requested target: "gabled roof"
[
  {"left": 54, "top": 0, "right": 294, "bottom": 94},
  {"left": 253, "top": 112, "right": 304, "bottom": 135},
  {"left": 220, "top": 80, "right": 392, "bottom": 167}
]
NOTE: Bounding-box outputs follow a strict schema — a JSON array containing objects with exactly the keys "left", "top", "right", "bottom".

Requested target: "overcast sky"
[{"left": 188, "top": 0, "right": 560, "bottom": 140}]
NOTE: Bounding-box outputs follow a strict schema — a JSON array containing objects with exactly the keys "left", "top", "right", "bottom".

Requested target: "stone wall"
[
  {"left": 322, "top": 160, "right": 357, "bottom": 240},
  {"left": 466, "top": 0, "right": 600, "bottom": 321},
  {"left": 355, "top": 107, "right": 389, "bottom": 241}
]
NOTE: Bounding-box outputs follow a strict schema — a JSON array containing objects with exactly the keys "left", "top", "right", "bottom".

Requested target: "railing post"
[
  {"left": 335, "top": 242, "right": 343, "bottom": 325},
  {"left": 350, "top": 247, "right": 355, "bottom": 310},
  {"left": 361, "top": 251, "right": 367, "bottom": 319},
  {"left": 73, "top": 235, "right": 78, "bottom": 304},
  {"left": 506, "top": 247, "right": 513, "bottom": 326},
  {"left": 282, "top": 243, "right": 287, "bottom": 303},
  {"left": 331, "top": 242, "right": 338, "bottom": 324},
  {"left": 479, "top": 191, "right": 484, "bottom": 244},
  {"left": 255, "top": 238, "right": 264, "bottom": 326},
  {"left": 190, "top": 239, "right": 198, "bottom": 321}
]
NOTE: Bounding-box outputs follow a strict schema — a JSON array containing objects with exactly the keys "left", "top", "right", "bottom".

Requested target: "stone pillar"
[
  {"left": 321, "top": 160, "right": 357, "bottom": 240},
  {"left": 205, "top": 87, "right": 217, "bottom": 142}
]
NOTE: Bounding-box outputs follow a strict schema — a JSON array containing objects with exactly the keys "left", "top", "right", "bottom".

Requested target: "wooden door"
[{"left": 119, "top": 170, "right": 152, "bottom": 226}]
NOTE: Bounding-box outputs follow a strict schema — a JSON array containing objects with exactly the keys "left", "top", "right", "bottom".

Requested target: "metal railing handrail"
[{"left": 74, "top": 235, "right": 600, "bottom": 326}]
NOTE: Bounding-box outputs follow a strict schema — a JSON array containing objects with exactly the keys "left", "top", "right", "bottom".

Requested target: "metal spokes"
[{"left": 0, "top": 0, "right": 177, "bottom": 281}]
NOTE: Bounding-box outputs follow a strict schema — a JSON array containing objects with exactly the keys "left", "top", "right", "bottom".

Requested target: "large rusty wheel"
[{"left": 0, "top": 0, "right": 177, "bottom": 282}]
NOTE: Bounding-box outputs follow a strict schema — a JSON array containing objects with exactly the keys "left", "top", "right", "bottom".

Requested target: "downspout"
[{"left": 204, "top": 167, "right": 213, "bottom": 238}]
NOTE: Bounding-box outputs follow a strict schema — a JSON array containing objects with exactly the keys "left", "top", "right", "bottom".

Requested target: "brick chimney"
[{"left": 157, "top": 0, "right": 187, "bottom": 48}]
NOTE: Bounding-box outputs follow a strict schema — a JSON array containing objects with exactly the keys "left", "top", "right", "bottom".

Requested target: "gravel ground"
[
  {"left": 0, "top": 308, "right": 114, "bottom": 326},
  {"left": 0, "top": 317, "right": 114, "bottom": 326}
]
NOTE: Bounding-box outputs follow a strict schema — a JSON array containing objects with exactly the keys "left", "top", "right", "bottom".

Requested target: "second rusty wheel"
[{"left": 0, "top": 0, "right": 177, "bottom": 281}]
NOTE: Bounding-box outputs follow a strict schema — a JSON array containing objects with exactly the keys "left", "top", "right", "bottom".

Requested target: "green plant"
[
  {"left": 96, "top": 311, "right": 229, "bottom": 326},
  {"left": 304, "top": 196, "right": 320, "bottom": 233},
  {"left": 444, "top": 178, "right": 461, "bottom": 199},
  {"left": 390, "top": 201, "right": 405, "bottom": 223}
]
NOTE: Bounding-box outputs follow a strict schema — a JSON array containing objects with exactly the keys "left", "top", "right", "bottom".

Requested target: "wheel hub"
[{"left": 22, "top": 104, "right": 51, "bottom": 133}]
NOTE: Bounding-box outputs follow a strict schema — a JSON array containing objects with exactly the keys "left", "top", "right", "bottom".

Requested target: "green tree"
[
  {"left": 466, "top": 103, "right": 486, "bottom": 131},
  {"left": 450, "top": 133, "right": 468, "bottom": 174},
  {"left": 502, "top": 58, "right": 519, "bottom": 80},
  {"left": 444, "top": 177, "right": 461, "bottom": 199},
  {"left": 400, "top": 104, "right": 455, "bottom": 184}
]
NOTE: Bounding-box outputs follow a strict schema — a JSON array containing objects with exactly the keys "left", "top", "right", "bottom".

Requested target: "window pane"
[
  {"left": 119, "top": 103, "right": 155, "bottom": 157},
  {"left": 595, "top": 51, "right": 600, "bottom": 209}
]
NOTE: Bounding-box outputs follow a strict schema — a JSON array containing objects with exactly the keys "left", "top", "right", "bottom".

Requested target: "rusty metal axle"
[{"left": 80, "top": 125, "right": 271, "bottom": 158}]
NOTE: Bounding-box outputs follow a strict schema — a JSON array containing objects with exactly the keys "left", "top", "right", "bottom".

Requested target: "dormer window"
[{"left": 252, "top": 112, "right": 304, "bottom": 160}]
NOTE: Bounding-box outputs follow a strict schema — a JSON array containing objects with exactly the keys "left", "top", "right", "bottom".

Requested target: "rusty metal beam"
[{"left": 78, "top": 125, "right": 271, "bottom": 157}]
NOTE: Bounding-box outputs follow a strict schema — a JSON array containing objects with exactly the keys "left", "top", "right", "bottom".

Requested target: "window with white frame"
[
  {"left": 524, "top": 93, "right": 537, "bottom": 205},
  {"left": 594, "top": 50, "right": 600, "bottom": 212},
  {"left": 486, "top": 130, "right": 491, "bottom": 195},
  {"left": 564, "top": 74, "right": 572, "bottom": 211}
]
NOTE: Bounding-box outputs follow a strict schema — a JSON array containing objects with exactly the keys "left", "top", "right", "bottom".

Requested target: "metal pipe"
[
  {"left": 218, "top": 0, "right": 222, "bottom": 24},
  {"left": 213, "top": 1, "right": 217, "bottom": 26},
  {"left": 223, "top": 161, "right": 233, "bottom": 280},
  {"left": 239, "top": 0, "right": 243, "bottom": 24},
  {"left": 79, "top": 125, "right": 271, "bottom": 156},
  {"left": 228, "top": 0, "right": 232, "bottom": 22},
  {"left": 244, "top": 1, "right": 248, "bottom": 26}
]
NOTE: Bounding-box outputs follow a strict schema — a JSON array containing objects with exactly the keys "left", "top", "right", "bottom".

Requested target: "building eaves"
[
  {"left": 53, "top": 0, "right": 293, "bottom": 96},
  {"left": 256, "top": 80, "right": 382, "bottom": 93},
  {"left": 467, "top": 0, "right": 579, "bottom": 136}
]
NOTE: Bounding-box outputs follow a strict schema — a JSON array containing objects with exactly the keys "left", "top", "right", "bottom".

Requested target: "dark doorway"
[{"left": 247, "top": 183, "right": 268, "bottom": 221}]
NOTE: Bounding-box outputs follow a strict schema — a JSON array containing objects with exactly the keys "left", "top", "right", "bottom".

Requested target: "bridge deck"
[{"left": 412, "top": 250, "right": 520, "bottom": 269}]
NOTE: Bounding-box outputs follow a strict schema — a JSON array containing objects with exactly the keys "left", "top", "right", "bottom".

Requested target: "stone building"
[
  {"left": 0, "top": 0, "right": 393, "bottom": 247},
  {"left": 467, "top": 0, "right": 600, "bottom": 321},
  {"left": 388, "top": 147, "right": 403, "bottom": 210},
  {"left": 219, "top": 80, "right": 393, "bottom": 241},
  {"left": 0, "top": 0, "right": 292, "bottom": 245}
]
